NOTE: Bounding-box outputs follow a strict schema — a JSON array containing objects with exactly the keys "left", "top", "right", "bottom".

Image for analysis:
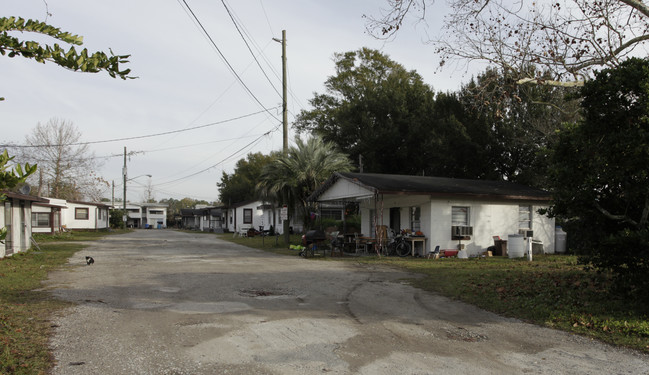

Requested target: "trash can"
[
  {"left": 494, "top": 239, "right": 508, "bottom": 256},
  {"left": 507, "top": 234, "right": 525, "bottom": 258},
  {"left": 555, "top": 226, "right": 567, "bottom": 253}
]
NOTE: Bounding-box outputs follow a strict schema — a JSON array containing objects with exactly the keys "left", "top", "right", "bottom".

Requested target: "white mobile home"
[{"left": 61, "top": 200, "right": 110, "bottom": 231}]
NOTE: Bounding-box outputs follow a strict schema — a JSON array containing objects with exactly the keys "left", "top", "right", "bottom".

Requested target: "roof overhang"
[{"left": 309, "top": 172, "right": 552, "bottom": 203}]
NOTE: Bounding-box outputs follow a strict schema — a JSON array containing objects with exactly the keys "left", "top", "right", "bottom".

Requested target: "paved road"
[{"left": 45, "top": 230, "right": 649, "bottom": 374}]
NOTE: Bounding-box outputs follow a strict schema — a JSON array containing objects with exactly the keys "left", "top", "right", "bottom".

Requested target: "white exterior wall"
[
  {"left": 0, "top": 198, "right": 32, "bottom": 257},
  {"left": 144, "top": 206, "right": 167, "bottom": 228},
  {"left": 532, "top": 205, "right": 555, "bottom": 253},
  {"left": 226, "top": 202, "right": 303, "bottom": 234},
  {"left": 63, "top": 202, "right": 108, "bottom": 230},
  {"left": 360, "top": 196, "right": 555, "bottom": 256},
  {"left": 233, "top": 201, "right": 264, "bottom": 232}
]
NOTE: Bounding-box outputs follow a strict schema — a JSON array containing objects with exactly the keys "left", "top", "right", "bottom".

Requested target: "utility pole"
[
  {"left": 275, "top": 29, "right": 290, "bottom": 246},
  {"left": 281, "top": 29, "right": 288, "bottom": 153},
  {"left": 112, "top": 180, "right": 115, "bottom": 207},
  {"left": 123, "top": 147, "right": 127, "bottom": 227},
  {"left": 281, "top": 30, "right": 290, "bottom": 246}
]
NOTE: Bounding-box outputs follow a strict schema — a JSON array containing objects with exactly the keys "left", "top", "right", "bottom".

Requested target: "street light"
[{"left": 123, "top": 174, "right": 152, "bottom": 226}]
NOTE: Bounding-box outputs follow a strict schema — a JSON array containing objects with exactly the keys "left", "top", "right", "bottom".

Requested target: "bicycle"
[{"left": 381, "top": 229, "right": 411, "bottom": 257}]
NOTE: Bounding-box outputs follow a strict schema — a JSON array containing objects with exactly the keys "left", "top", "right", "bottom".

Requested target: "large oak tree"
[
  {"left": 548, "top": 58, "right": 649, "bottom": 297},
  {"left": 294, "top": 48, "right": 441, "bottom": 175}
]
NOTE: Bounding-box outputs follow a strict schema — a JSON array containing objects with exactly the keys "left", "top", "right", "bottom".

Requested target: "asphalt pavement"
[{"left": 44, "top": 229, "right": 649, "bottom": 374}]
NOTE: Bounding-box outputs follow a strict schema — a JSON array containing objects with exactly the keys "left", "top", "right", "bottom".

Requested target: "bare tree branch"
[
  {"left": 367, "top": 0, "right": 649, "bottom": 87},
  {"left": 594, "top": 200, "right": 639, "bottom": 227}
]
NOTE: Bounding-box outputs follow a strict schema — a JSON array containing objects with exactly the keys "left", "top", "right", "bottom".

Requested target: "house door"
[
  {"left": 390, "top": 207, "right": 401, "bottom": 232},
  {"left": 53, "top": 210, "right": 60, "bottom": 233}
]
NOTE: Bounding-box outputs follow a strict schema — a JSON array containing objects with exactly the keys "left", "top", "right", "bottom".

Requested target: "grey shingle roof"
[{"left": 309, "top": 172, "right": 552, "bottom": 202}]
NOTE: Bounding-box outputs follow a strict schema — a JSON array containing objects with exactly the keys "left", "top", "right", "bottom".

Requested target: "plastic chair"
[
  {"left": 354, "top": 233, "right": 364, "bottom": 254},
  {"left": 427, "top": 245, "right": 441, "bottom": 259}
]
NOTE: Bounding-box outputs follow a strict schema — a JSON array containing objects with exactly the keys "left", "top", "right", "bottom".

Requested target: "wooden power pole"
[{"left": 274, "top": 30, "right": 290, "bottom": 246}]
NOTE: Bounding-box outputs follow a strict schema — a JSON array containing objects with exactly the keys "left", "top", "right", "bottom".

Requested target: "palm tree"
[{"left": 257, "top": 137, "right": 354, "bottom": 230}]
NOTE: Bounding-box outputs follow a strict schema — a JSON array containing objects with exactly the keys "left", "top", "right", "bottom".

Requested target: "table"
[
  {"left": 406, "top": 237, "right": 427, "bottom": 256},
  {"left": 359, "top": 237, "right": 376, "bottom": 253}
]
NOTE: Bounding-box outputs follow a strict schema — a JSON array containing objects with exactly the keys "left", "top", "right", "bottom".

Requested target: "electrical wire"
[
  {"left": 155, "top": 125, "right": 278, "bottom": 187},
  {"left": 0, "top": 108, "right": 276, "bottom": 149},
  {"left": 221, "top": 0, "right": 282, "bottom": 99},
  {"left": 178, "top": 0, "right": 280, "bottom": 123}
]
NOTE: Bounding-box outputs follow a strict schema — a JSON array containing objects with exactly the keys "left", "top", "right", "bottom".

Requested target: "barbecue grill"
[{"left": 300, "top": 230, "right": 328, "bottom": 257}]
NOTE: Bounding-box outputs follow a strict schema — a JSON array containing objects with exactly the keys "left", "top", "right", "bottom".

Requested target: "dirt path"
[{"left": 44, "top": 230, "right": 649, "bottom": 374}]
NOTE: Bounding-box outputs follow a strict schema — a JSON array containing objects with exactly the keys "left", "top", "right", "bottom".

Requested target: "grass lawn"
[
  {"left": 217, "top": 232, "right": 649, "bottom": 354},
  {"left": 0, "top": 229, "right": 130, "bottom": 374}
]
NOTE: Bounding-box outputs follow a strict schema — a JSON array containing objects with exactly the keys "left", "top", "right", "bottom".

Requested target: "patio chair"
[
  {"left": 327, "top": 231, "right": 343, "bottom": 257},
  {"left": 354, "top": 233, "right": 365, "bottom": 254},
  {"left": 426, "top": 245, "right": 441, "bottom": 259}
]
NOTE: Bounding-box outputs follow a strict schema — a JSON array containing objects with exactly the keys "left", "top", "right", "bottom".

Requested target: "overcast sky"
[{"left": 1, "top": 0, "right": 475, "bottom": 203}]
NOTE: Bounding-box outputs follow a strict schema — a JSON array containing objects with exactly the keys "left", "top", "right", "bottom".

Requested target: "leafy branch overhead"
[
  {"left": 0, "top": 149, "right": 37, "bottom": 192},
  {"left": 0, "top": 16, "right": 133, "bottom": 80}
]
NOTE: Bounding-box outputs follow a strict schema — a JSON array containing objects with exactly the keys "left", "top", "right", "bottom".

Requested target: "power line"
[
  {"left": 178, "top": 0, "right": 280, "bottom": 123},
  {"left": 155, "top": 125, "right": 278, "bottom": 187},
  {"left": 0, "top": 109, "right": 276, "bottom": 149},
  {"left": 221, "top": 0, "right": 282, "bottom": 99}
]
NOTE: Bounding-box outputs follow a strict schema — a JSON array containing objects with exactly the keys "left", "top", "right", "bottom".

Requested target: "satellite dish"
[{"left": 18, "top": 184, "right": 31, "bottom": 195}]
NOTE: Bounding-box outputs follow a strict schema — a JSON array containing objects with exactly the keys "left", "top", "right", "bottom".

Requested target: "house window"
[
  {"left": 320, "top": 209, "right": 342, "bottom": 220},
  {"left": 75, "top": 207, "right": 89, "bottom": 220},
  {"left": 98, "top": 209, "right": 103, "bottom": 220},
  {"left": 243, "top": 208, "right": 253, "bottom": 224},
  {"left": 31, "top": 212, "right": 50, "bottom": 227},
  {"left": 452, "top": 206, "right": 470, "bottom": 226},
  {"left": 519, "top": 205, "right": 532, "bottom": 230},
  {"left": 410, "top": 206, "right": 421, "bottom": 232},
  {"left": 150, "top": 210, "right": 163, "bottom": 215}
]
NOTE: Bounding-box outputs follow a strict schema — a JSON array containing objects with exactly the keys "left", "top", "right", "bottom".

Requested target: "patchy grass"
[
  {"left": 215, "top": 232, "right": 306, "bottom": 256},
  {"left": 353, "top": 255, "right": 649, "bottom": 353},
  {"left": 1, "top": 230, "right": 123, "bottom": 374},
  {"left": 0, "top": 244, "right": 80, "bottom": 374},
  {"left": 215, "top": 232, "right": 649, "bottom": 353},
  {"left": 32, "top": 228, "right": 132, "bottom": 243}
]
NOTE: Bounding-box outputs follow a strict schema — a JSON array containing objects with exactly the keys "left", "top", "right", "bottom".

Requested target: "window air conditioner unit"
[
  {"left": 518, "top": 229, "right": 534, "bottom": 237},
  {"left": 452, "top": 226, "right": 473, "bottom": 237}
]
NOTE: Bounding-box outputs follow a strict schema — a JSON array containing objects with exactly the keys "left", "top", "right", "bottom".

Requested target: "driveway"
[{"left": 45, "top": 230, "right": 649, "bottom": 374}]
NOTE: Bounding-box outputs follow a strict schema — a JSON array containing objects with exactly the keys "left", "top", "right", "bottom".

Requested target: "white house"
[
  {"left": 309, "top": 172, "right": 556, "bottom": 257},
  {"left": 226, "top": 200, "right": 265, "bottom": 234},
  {"left": 0, "top": 191, "right": 47, "bottom": 257},
  {"left": 181, "top": 205, "right": 225, "bottom": 232},
  {"left": 140, "top": 203, "right": 168, "bottom": 229},
  {"left": 119, "top": 203, "right": 167, "bottom": 228},
  {"left": 225, "top": 200, "right": 304, "bottom": 235}
]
